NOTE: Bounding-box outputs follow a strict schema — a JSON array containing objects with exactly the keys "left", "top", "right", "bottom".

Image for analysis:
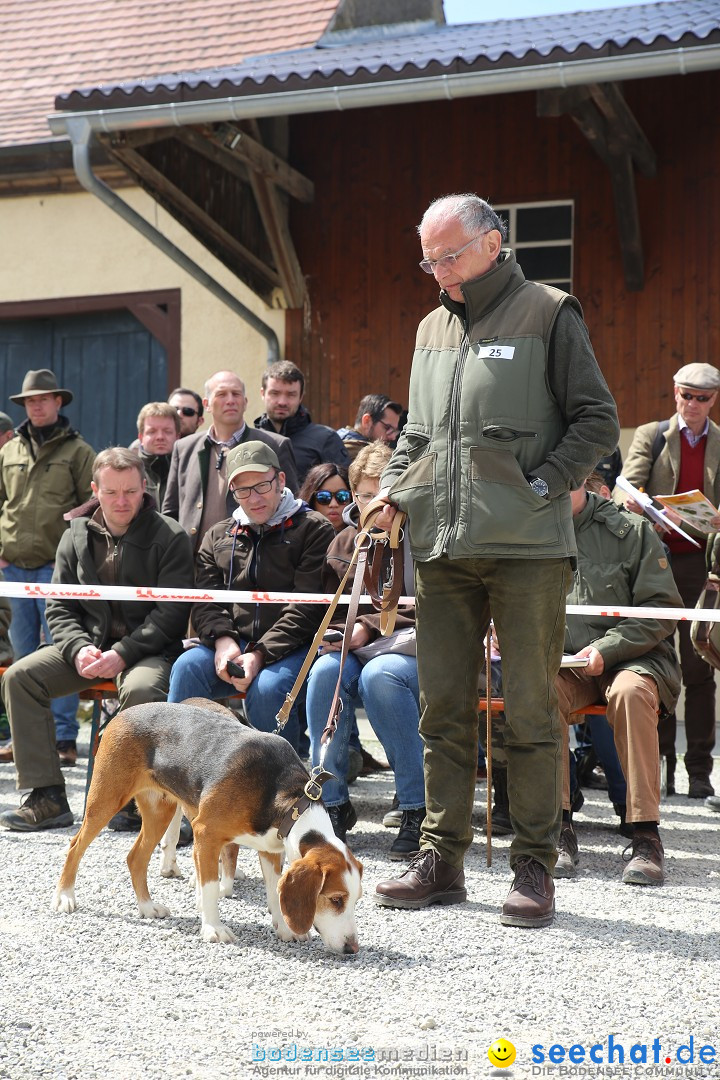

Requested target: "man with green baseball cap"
[{"left": 166, "top": 441, "right": 335, "bottom": 747}]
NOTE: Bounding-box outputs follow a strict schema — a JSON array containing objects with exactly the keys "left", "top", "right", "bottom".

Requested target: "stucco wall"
[{"left": 0, "top": 185, "right": 283, "bottom": 421}]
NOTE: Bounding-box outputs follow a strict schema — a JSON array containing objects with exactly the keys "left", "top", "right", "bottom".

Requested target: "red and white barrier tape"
[{"left": 0, "top": 580, "right": 714, "bottom": 621}]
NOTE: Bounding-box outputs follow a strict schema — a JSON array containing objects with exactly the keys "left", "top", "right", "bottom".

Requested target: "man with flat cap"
[
  {"left": 167, "top": 441, "right": 334, "bottom": 748},
  {"left": 623, "top": 362, "right": 720, "bottom": 799},
  {"left": 0, "top": 369, "right": 95, "bottom": 768}
]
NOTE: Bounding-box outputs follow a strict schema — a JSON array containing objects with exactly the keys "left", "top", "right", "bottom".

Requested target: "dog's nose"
[{"left": 343, "top": 938, "right": 359, "bottom": 955}]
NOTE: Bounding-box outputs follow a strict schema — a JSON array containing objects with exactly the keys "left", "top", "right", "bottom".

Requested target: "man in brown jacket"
[
  {"left": 162, "top": 370, "right": 298, "bottom": 552},
  {"left": 622, "top": 362, "right": 720, "bottom": 799},
  {"left": 166, "top": 441, "right": 334, "bottom": 749}
]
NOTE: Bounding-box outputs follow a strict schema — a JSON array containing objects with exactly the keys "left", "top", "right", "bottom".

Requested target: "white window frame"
[{"left": 495, "top": 200, "right": 574, "bottom": 291}]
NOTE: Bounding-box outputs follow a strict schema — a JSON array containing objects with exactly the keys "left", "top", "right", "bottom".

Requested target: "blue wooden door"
[{"left": 0, "top": 309, "right": 168, "bottom": 451}]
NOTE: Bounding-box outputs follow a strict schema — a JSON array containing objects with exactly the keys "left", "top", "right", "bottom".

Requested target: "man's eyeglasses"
[
  {"left": 230, "top": 476, "right": 278, "bottom": 501},
  {"left": 678, "top": 390, "right": 715, "bottom": 402},
  {"left": 354, "top": 492, "right": 377, "bottom": 504},
  {"left": 314, "top": 489, "right": 352, "bottom": 506},
  {"left": 419, "top": 234, "right": 485, "bottom": 275},
  {"left": 373, "top": 418, "right": 398, "bottom": 437},
  {"left": 175, "top": 406, "right": 199, "bottom": 417}
]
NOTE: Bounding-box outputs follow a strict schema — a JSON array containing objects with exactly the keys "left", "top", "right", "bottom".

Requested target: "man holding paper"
[{"left": 623, "top": 362, "right": 720, "bottom": 799}]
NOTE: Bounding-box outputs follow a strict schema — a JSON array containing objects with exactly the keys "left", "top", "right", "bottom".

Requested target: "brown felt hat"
[{"left": 9, "top": 369, "right": 73, "bottom": 406}]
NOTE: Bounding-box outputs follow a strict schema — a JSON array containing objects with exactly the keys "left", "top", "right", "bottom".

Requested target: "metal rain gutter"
[
  {"left": 47, "top": 43, "right": 720, "bottom": 137},
  {"left": 62, "top": 116, "right": 280, "bottom": 362}
]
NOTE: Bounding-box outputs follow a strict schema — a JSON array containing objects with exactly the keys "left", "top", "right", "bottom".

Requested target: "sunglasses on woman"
[{"left": 314, "top": 488, "right": 352, "bottom": 505}]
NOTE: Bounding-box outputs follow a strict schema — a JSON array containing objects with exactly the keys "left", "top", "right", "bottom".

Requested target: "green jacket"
[
  {"left": 0, "top": 570, "right": 12, "bottom": 666},
  {"left": 382, "top": 250, "right": 619, "bottom": 561},
  {"left": 0, "top": 417, "right": 95, "bottom": 568},
  {"left": 47, "top": 496, "right": 195, "bottom": 668},
  {"left": 566, "top": 493, "right": 682, "bottom": 712}
]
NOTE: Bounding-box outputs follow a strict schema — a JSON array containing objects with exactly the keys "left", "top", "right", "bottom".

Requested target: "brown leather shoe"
[
  {"left": 56, "top": 740, "right": 78, "bottom": 767},
  {"left": 375, "top": 848, "right": 466, "bottom": 909},
  {"left": 622, "top": 830, "right": 665, "bottom": 885},
  {"left": 500, "top": 856, "right": 555, "bottom": 927},
  {"left": 0, "top": 741, "right": 13, "bottom": 763}
]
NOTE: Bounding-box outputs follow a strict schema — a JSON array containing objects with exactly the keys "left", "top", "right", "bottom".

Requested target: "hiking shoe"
[
  {"left": 389, "top": 807, "right": 425, "bottom": 860},
  {"left": 360, "top": 747, "right": 390, "bottom": 774},
  {"left": 554, "top": 821, "right": 580, "bottom": 878},
  {"left": 108, "top": 800, "right": 142, "bottom": 832},
  {"left": 706, "top": 795, "right": 720, "bottom": 813},
  {"left": 375, "top": 848, "right": 466, "bottom": 909},
  {"left": 177, "top": 815, "right": 194, "bottom": 846},
  {"left": 501, "top": 857, "right": 555, "bottom": 927},
  {"left": 622, "top": 830, "right": 665, "bottom": 885},
  {"left": 0, "top": 786, "right": 73, "bottom": 832},
  {"left": 382, "top": 793, "right": 402, "bottom": 829},
  {"left": 327, "top": 800, "right": 357, "bottom": 842},
  {"left": 688, "top": 777, "right": 714, "bottom": 799},
  {"left": 56, "top": 740, "right": 78, "bottom": 767}
]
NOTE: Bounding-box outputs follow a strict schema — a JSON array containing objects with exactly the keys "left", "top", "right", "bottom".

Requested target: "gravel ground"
[{"left": 1, "top": 721, "right": 719, "bottom": 1080}]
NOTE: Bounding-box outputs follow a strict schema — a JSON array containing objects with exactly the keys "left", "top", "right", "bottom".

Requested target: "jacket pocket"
[
  {"left": 389, "top": 452, "right": 438, "bottom": 554},
  {"left": 467, "top": 445, "right": 559, "bottom": 546}
]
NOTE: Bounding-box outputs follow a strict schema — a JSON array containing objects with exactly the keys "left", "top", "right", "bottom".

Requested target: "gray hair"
[{"left": 418, "top": 194, "right": 508, "bottom": 242}]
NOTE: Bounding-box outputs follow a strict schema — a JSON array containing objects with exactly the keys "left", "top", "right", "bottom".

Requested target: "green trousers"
[
  {"left": 2, "top": 645, "right": 172, "bottom": 791},
  {"left": 415, "top": 555, "right": 573, "bottom": 873}
]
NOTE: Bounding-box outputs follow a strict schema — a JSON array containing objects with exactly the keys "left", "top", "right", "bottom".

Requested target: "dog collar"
[{"left": 277, "top": 770, "right": 336, "bottom": 839}]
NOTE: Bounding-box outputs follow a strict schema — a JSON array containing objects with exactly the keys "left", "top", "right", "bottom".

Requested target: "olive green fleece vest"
[{"left": 389, "top": 251, "right": 578, "bottom": 561}]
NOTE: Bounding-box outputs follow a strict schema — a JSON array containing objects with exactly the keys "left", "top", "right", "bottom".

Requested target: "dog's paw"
[
  {"left": 159, "top": 861, "right": 183, "bottom": 880},
  {"left": 52, "top": 889, "right": 77, "bottom": 914},
  {"left": 137, "top": 900, "right": 171, "bottom": 919},
  {"left": 201, "top": 922, "right": 237, "bottom": 944},
  {"left": 273, "top": 919, "right": 308, "bottom": 943}
]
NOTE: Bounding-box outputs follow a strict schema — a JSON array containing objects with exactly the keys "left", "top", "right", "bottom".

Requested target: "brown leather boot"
[
  {"left": 500, "top": 856, "right": 555, "bottom": 927},
  {"left": 375, "top": 848, "right": 466, "bottom": 909},
  {"left": 621, "top": 830, "right": 665, "bottom": 885}
]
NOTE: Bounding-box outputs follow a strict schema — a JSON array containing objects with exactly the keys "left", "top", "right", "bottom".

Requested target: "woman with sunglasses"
[{"left": 299, "top": 464, "right": 352, "bottom": 533}]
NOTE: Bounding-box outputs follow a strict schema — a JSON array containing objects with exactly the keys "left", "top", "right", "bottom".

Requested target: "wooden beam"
[
  {"left": 106, "top": 144, "right": 281, "bottom": 290},
  {"left": 588, "top": 83, "right": 657, "bottom": 177},
  {"left": 210, "top": 122, "right": 314, "bottom": 204},
  {"left": 107, "top": 128, "right": 177, "bottom": 150},
  {"left": 244, "top": 119, "right": 308, "bottom": 309},
  {"left": 537, "top": 84, "right": 650, "bottom": 292},
  {"left": 607, "top": 151, "right": 645, "bottom": 291}
]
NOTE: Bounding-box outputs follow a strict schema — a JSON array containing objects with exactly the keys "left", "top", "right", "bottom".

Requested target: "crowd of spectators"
[{"left": 0, "top": 357, "right": 718, "bottom": 877}]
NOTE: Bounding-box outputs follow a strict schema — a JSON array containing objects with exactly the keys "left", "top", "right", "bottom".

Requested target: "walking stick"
[{"left": 485, "top": 624, "right": 493, "bottom": 867}]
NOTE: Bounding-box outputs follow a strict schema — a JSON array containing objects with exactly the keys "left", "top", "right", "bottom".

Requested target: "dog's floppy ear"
[{"left": 278, "top": 855, "right": 324, "bottom": 935}]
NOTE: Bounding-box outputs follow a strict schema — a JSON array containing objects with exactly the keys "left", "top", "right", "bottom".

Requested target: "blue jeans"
[
  {"left": 570, "top": 713, "right": 628, "bottom": 806},
  {"left": 167, "top": 644, "right": 306, "bottom": 749},
  {"left": 3, "top": 563, "right": 79, "bottom": 741},
  {"left": 306, "top": 651, "right": 424, "bottom": 809}
]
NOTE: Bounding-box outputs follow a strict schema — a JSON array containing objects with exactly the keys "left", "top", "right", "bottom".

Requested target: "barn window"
[{"left": 494, "top": 201, "right": 574, "bottom": 292}]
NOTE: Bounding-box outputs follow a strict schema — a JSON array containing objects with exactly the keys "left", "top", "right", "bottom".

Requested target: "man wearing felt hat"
[
  {"left": 0, "top": 369, "right": 95, "bottom": 769},
  {"left": 0, "top": 412, "right": 15, "bottom": 451},
  {"left": 623, "top": 361, "right": 720, "bottom": 800},
  {"left": 166, "top": 440, "right": 335, "bottom": 748}
]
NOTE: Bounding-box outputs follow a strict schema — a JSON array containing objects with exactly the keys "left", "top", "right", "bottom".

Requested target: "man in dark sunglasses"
[
  {"left": 168, "top": 388, "right": 204, "bottom": 437},
  {"left": 623, "top": 362, "right": 720, "bottom": 801}
]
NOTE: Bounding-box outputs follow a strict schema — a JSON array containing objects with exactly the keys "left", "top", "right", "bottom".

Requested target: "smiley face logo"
[{"left": 488, "top": 1039, "right": 516, "bottom": 1068}]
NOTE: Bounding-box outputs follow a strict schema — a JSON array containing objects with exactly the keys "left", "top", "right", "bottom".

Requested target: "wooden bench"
[{"left": 478, "top": 697, "right": 609, "bottom": 722}]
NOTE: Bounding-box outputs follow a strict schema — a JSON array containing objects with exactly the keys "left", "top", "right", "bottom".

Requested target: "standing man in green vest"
[
  {"left": 622, "top": 363, "right": 720, "bottom": 801},
  {"left": 374, "top": 194, "right": 619, "bottom": 927}
]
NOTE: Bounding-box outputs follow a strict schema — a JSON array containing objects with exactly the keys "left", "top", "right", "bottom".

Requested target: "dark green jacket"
[
  {"left": 567, "top": 493, "right": 682, "bottom": 712},
  {"left": 382, "top": 250, "right": 619, "bottom": 561},
  {"left": 47, "top": 496, "right": 195, "bottom": 667},
  {"left": 0, "top": 417, "right": 95, "bottom": 568}
]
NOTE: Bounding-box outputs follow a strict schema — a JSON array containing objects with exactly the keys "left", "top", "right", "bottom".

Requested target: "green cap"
[{"left": 226, "top": 440, "right": 280, "bottom": 486}]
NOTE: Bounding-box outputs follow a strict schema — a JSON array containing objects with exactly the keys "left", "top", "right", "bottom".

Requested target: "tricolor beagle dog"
[{"left": 52, "top": 700, "right": 363, "bottom": 954}]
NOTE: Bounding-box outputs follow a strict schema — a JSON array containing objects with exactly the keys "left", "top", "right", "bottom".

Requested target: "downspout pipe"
[{"left": 64, "top": 116, "right": 280, "bottom": 362}]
